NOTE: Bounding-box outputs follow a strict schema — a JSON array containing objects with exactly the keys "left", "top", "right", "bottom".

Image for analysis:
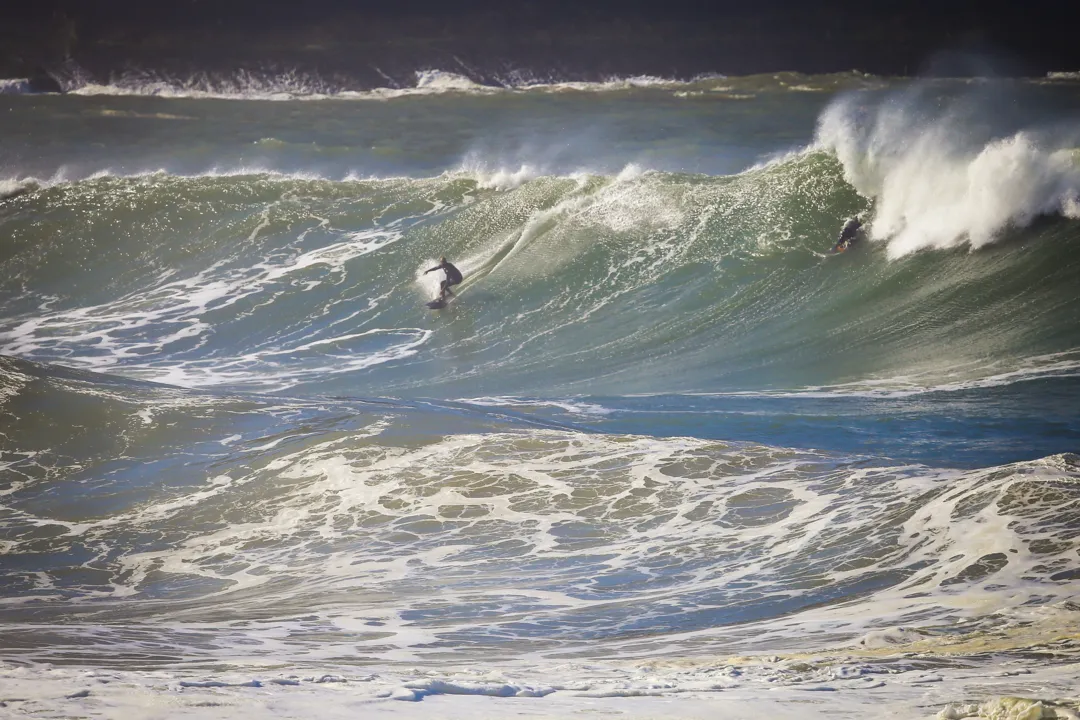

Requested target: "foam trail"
[{"left": 817, "top": 86, "right": 1080, "bottom": 257}]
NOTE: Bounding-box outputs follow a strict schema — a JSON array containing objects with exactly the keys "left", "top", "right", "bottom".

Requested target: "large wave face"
[
  {"left": 3, "top": 79, "right": 1077, "bottom": 400},
  {"left": 1, "top": 159, "right": 1078, "bottom": 398}
]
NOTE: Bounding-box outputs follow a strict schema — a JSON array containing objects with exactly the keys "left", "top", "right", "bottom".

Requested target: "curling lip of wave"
[{"left": 817, "top": 89, "right": 1080, "bottom": 257}]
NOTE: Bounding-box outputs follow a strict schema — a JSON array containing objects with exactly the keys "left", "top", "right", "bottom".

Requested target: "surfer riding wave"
[
  {"left": 425, "top": 257, "right": 463, "bottom": 303},
  {"left": 832, "top": 215, "right": 864, "bottom": 253}
]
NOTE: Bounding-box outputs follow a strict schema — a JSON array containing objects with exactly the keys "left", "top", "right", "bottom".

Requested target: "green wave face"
[{"left": 0, "top": 154, "right": 1077, "bottom": 398}]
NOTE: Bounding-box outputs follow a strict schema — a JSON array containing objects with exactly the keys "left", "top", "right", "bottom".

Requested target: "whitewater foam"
[
  {"left": 455, "top": 158, "right": 546, "bottom": 191},
  {"left": 0, "top": 67, "right": 899, "bottom": 102},
  {"left": 6, "top": 658, "right": 1077, "bottom": 719},
  {"left": 817, "top": 84, "right": 1080, "bottom": 257},
  {"left": 0, "top": 78, "right": 30, "bottom": 94}
]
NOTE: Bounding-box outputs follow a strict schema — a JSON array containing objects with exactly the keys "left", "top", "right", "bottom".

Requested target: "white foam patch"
[
  {"left": 412, "top": 70, "right": 493, "bottom": 94},
  {"left": 5, "top": 429, "right": 1079, "bottom": 664},
  {"left": 0, "top": 78, "right": 30, "bottom": 94},
  {"left": 458, "top": 160, "right": 545, "bottom": 191},
  {"left": 0, "top": 177, "right": 38, "bottom": 199},
  {"left": 1, "top": 652, "right": 1079, "bottom": 719},
  {"left": 522, "top": 75, "right": 685, "bottom": 93},
  {"left": 0, "top": 168, "right": 389, "bottom": 196},
  {"left": 453, "top": 155, "right": 651, "bottom": 192},
  {"left": 136, "top": 327, "right": 431, "bottom": 392},
  {"left": 2, "top": 426, "right": 1080, "bottom": 720},
  {"left": 856, "top": 627, "right": 928, "bottom": 649},
  {"left": 64, "top": 69, "right": 498, "bottom": 102}
]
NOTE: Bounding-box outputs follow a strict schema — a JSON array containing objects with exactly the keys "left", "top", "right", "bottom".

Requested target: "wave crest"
[{"left": 817, "top": 85, "right": 1080, "bottom": 257}]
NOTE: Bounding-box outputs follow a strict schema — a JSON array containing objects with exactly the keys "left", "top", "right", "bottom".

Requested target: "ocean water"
[{"left": 1, "top": 71, "right": 1080, "bottom": 718}]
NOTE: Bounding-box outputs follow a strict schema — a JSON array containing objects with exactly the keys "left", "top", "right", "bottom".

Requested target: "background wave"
[{"left": 2, "top": 68, "right": 891, "bottom": 101}]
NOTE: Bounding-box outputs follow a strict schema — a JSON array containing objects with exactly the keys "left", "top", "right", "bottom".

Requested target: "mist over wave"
[{"left": 818, "top": 80, "right": 1080, "bottom": 256}]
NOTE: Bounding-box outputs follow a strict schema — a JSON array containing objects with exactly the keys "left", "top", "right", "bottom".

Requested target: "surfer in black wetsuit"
[
  {"left": 424, "top": 257, "right": 463, "bottom": 302},
  {"left": 832, "top": 215, "right": 863, "bottom": 253}
]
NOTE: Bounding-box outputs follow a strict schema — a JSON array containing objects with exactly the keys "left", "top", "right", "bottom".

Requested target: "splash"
[
  {"left": 455, "top": 156, "right": 547, "bottom": 190},
  {"left": 67, "top": 68, "right": 341, "bottom": 100},
  {"left": 817, "top": 84, "right": 1080, "bottom": 257},
  {"left": 0, "top": 78, "right": 31, "bottom": 95},
  {"left": 412, "top": 70, "right": 496, "bottom": 93}
]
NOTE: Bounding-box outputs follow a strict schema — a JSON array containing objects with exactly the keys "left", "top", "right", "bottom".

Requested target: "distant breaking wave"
[
  {"left": 0, "top": 78, "right": 32, "bottom": 95},
  {"left": 0, "top": 67, "right": 890, "bottom": 101}
]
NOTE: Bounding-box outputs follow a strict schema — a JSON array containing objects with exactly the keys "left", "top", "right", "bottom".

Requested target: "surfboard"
[{"left": 426, "top": 297, "right": 450, "bottom": 310}]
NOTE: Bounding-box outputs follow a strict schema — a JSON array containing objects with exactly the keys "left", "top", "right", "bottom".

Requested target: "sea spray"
[{"left": 818, "top": 83, "right": 1080, "bottom": 256}]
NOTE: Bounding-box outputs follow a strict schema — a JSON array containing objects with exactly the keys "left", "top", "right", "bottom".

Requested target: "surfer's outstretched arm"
[{"left": 426, "top": 257, "right": 451, "bottom": 275}]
